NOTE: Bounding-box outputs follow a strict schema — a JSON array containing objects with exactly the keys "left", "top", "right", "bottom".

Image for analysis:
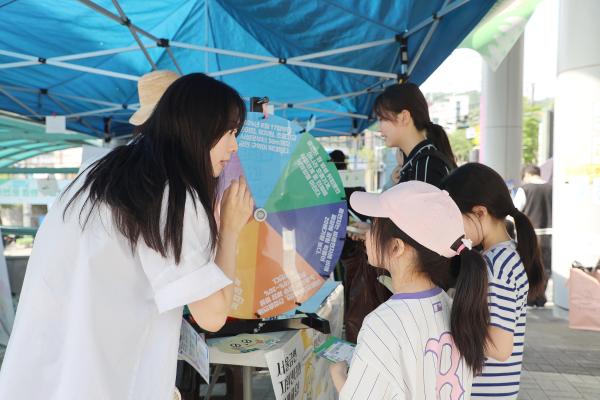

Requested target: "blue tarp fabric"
[{"left": 0, "top": 0, "right": 495, "bottom": 137}]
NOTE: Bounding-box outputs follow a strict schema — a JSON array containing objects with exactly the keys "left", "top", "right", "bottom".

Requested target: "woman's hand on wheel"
[{"left": 220, "top": 177, "right": 254, "bottom": 236}]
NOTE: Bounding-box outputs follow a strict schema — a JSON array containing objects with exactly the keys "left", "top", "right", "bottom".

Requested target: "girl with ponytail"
[
  {"left": 440, "top": 163, "right": 545, "bottom": 400},
  {"left": 373, "top": 82, "right": 457, "bottom": 187},
  {"left": 330, "top": 181, "right": 489, "bottom": 399}
]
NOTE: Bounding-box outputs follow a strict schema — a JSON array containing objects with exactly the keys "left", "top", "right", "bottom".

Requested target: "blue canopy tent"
[{"left": 0, "top": 0, "right": 495, "bottom": 140}]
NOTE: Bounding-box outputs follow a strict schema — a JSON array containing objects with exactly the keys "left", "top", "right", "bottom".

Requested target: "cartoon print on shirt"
[{"left": 425, "top": 332, "right": 465, "bottom": 400}]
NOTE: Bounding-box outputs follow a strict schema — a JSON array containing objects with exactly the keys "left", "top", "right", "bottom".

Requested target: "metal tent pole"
[
  {"left": 0, "top": 87, "right": 41, "bottom": 118},
  {"left": 111, "top": 0, "right": 158, "bottom": 70}
]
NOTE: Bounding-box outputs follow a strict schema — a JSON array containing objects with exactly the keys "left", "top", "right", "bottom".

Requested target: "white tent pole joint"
[
  {"left": 155, "top": 39, "right": 184, "bottom": 75},
  {"left": 111, "top": 0, "right": 157, "bottom": 70},
  {"left": 163, "top": 44, "right": 184, "bottom": 75},
  {"left": 401, "top": 0, "right": 470, "bottom": 39},
  {"left": 77, "top": 0, "right": 159, "bottom": 42},
  {"left": 396, "top": 34, "right": 409, "bottom": 82},
  {"left": 407, "top": 0, "right": 451, "bottom": 76}
]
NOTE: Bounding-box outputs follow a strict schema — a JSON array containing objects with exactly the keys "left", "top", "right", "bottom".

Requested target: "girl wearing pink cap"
[
  {"left": 441, "top": 163, "right": 545, "bottom": 400},
  {"left": 331, "top": 181, "right": 490, "bottom": 400}
]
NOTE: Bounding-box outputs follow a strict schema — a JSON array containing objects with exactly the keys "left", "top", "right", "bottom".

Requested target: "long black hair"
[
  {"left": 370, "top": 218, "right": 489, "bottom": 374},
  {"left": 440, "top": 163, "right": 545, "bottom": 299},
  {"left": 63, "top": 73, "right": 246, "bottom": 263},
  {"left": 373, "top": 83, "right": 457, "bottom": 168}
]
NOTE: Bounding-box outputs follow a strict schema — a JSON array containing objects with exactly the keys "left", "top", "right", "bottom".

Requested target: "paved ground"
[{"left": 518, "top": 307, "right": 600, "bottom": 400}]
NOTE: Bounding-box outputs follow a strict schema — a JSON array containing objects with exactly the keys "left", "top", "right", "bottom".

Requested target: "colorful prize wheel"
[{"left": 218, "top": 112, "right": 347, "bottom": 319}]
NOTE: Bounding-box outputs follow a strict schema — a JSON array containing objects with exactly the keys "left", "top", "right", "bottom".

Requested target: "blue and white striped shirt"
[{"left": 471, "top": 241, "right": 529, "bottom": 399}]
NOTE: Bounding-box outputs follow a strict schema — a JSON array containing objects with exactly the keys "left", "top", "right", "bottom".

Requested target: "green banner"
[{"left": 460, "top": 0, "right": 543, "bottom": 70}]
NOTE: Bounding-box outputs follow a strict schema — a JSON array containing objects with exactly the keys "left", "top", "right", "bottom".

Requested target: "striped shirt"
[
  {"left": 471, "top": 241, "right": 529, "bottom": 399},
  {"left": 340, "top": 287, "right": 473, "bottom": 400},
  {"left": 399, "top": 140, "right": 452, "bottom": 188}
]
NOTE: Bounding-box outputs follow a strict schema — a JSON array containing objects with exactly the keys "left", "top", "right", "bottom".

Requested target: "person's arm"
[
  {"left": 329, "top": 362, "right": 348, "bottom": 392},
  {"left": 137, "top": 179, "right": 252, "bottom": 332},
  {"left": 486, "top": 327, "right": 514, "bottom": 361},
  {"left": 186, "top": 231, "right": 239, "bottom": 332},
  {"left": 188, "top": 178, "right": 253, "bottom": 332},
  {"left": 484, "top": 256, "right": 518, "bottom": 361}
]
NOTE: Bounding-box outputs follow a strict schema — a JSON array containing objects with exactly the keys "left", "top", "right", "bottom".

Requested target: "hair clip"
[
  {"left": 454, "top": 237, "right": 473, "bottom": 255},
  {"left": 461, "top": 238, "right": 473, "bottom": 250}
]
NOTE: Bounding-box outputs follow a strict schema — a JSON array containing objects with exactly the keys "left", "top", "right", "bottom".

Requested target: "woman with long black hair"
[{"left": 0, "top": 73, "right": 254, "bottom": 400}]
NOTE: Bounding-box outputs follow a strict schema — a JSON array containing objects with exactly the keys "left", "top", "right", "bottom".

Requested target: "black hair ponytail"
[
  {"left": 512, "top": 209, "right": 545, "bottom": 299},
  {"left": 426, "top": 122, "right": 457, "bottom": 168},
  {"left": 451, "top": 248, "right": 490, "bottom": 375}
]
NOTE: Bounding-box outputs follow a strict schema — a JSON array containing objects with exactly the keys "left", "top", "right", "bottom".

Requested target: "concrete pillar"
[
  {"left": 552, "top": 0, "right": 600, "bottom": 311},
  {"left": 538, "top": 110, "right": 554, "bottom": 165},
  {"left": 480, "top": 36, "right": 525, "bottom": 184}
]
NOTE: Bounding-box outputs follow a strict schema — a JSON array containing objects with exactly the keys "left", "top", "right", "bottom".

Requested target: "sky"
[{"left": 420, "top": 0, "right": 559, "bottom": 100}]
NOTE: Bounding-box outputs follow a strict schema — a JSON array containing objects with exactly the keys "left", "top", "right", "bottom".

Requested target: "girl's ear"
[
  {"left": 394, "top": 112, "right": 402, "bottom": 125},
  {"left": 389, "top": 238, "right": 406, "bottom": 258},
  {"left": 395, "top": 110, "right": 411, "bottom": 127},
  {"left": 471, "top": 205, "right": 487, "bottom": 220}
]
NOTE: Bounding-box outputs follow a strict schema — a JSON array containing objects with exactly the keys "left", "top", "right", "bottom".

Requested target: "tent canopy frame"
[{"left": 0, "top": 0, "right": 482, "bottom": 137}]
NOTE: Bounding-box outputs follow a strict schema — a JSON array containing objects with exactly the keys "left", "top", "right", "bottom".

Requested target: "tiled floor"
[{"left": 517, "top": 307, "right": 600, "bottom": 399}]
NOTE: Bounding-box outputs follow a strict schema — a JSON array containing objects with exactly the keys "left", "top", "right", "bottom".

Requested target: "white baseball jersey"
[{"left": 340, "top": 287, "right": 473, "bottom": 400}]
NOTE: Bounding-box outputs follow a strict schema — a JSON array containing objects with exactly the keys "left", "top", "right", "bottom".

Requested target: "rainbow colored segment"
[{"left": 218, "top": 113, "right": 347, "bottom": 319}]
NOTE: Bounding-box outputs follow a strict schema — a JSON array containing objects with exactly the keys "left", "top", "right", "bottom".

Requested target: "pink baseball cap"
[{"left": 350, "top": 181, "right": 467, "bottom": 258}]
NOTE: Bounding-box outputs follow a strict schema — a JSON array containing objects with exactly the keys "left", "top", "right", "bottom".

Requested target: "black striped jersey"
[{"left": 398, "top": 140, "right": 452, "bottom": 188}]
